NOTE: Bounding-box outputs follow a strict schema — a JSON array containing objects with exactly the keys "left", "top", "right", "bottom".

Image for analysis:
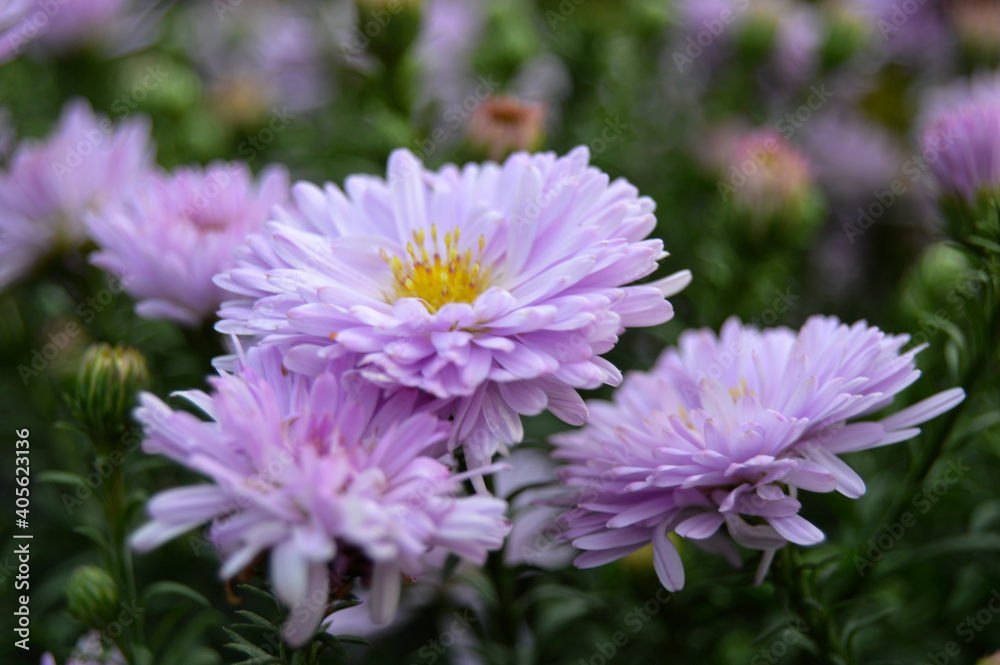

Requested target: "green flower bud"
[
  {"left": 66, "top": 566, "right": 119, "bottom": 630},
  {"left": 73, "top": 343, "right": 151, "bottom": 441}
]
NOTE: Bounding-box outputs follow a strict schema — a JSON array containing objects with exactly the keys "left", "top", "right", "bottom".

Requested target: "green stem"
[
  {"left": 866, "top": 246, "right": 1000, "bottom": 545},
  {"left": 775, "top": 548, "right": 856, "bottom": 665},
  {"left": 100, "top": 446, "right": 147, "bottom": 664}
]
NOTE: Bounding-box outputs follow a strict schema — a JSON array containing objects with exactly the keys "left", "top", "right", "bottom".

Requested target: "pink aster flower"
[
  {"left": 920, "top": 70, "right": 1000, "bottom": 206},
  {"left": 130, "top": 346, "right": 510, "bottom": 645},
  {"left": 0, "top": 98, "right": 152, "bottom": 290},
  {"left": 215, "top": 147, "right": 690, "bottom": 469},
  {"left": 552, "top": 316, "right": 965, "bottom": 591},
  {"left": 87, "top": 161, "right": 289, "bottom": 325}
]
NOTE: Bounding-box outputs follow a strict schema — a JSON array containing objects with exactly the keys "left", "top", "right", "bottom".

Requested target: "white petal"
[{"left": 648, "top": 269, "right": 693, "bottom": 298}]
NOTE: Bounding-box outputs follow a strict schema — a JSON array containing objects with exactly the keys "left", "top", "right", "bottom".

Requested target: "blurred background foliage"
[{"left": 1, "top": 0, "right": 999, "bottom": 663}]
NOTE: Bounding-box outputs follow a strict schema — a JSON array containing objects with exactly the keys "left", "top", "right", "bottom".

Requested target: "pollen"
[
  {"left": 380, "top": 225, "right": 490, "bottom": 312},
  {"left": 729, "top": 378, "right": 752, "bottom": 403}
]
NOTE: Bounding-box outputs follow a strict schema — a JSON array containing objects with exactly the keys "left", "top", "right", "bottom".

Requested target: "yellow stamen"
[{"left": 381, "top": 224, "right": 490, "bottom": 312}]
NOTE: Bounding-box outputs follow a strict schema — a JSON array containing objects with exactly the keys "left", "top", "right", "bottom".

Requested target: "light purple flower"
[
  {"left": 411, "top": 0, "right": 487, "bottom": 112},
  {"left": 920, "top": 70, "right": 1000, "bottom": 205},
  {"left": 800, "top": 112, "right": 903, "bottom": 206},
  {"left": 552, "top": 316, "right": 965, "bottom": 591},
  {"left": 846, "top": 0, "right": 948, "bottom": 65},
  {"left": 130, "top": 346, "right": 510, "bottom": 645},
  {"left": 0, "top": 0, "right": 134, "bottom": 61},
  {"left": 0, "top": 0, "right": 30, "bottom": 63},
  {"left": 87, "top": 162, "right": 289, "bottom": 325},
  {"left": 181, "top": 0, "right": 332, "bottom": 118},
  {"left": 215, "top": 147, "right": 690, "bottom": 469},
  {"left": 0, "top": 98, "right": 152, "bottom": 290},
  {"left": 495, "top": 447, "right": 575, "bottom": 569}
]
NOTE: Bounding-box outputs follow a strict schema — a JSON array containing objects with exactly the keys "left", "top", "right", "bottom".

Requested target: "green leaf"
[
  {"left": 841, "top": 607, "right": 894, "bottom": 645},
  {"left": 333, "top": 634, "right": 370, "bottom": 646},
  {"left": 313, "top": 632, "right": 349, "bottom": 659},
  {"left": 142, "top": 581, "right": 211, "bottom": 608},
  {"left": 73, "top": 525, "right": 111, "bottom": 552},
  {"left": 235, "top": 610, "right": 280, "bottom": 631},
  {"left": 37, "top": 470, "right": 88, "bottom": 489}
]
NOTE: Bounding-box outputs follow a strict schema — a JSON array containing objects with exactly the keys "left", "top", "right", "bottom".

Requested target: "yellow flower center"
[{"left": 380, "top": 225, "right": 490, "bottom": 312}]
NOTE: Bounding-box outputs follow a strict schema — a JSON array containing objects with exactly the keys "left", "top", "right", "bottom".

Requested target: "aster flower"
[
  {"left": 215, "top": 147, "right": 690, "bottom": 468},
  {"left": 717, "top": 128, "right": 819, "bottom": 233},
  {"left": 800, "top": 113, "right": 902, "bottom": 207},
  {"left": 920, "top": 70, "right": 1000, "bottom": 206},
  {"left": 466, "top": 96, "right": 545, "bottom": 161},
  {"left": 130, "top": 346, "right": 510, "bottom": 645},
  {"left": 87, "top": 161, "right": 289, "bottom": 325},
  {"left": 0, "top": 98, "right": 152, "bottom": 290},
  {"left": 181, "top": 0, "right": 332, "bottom": 122},
  {"left": 950, "top": 0, "right": 1000, "bottom": 61},
  {"left": 410, "top": 0, "right": 487, "bottom": 113},
  {"left": 845, "top": 0, "right": 948, "bottom": 65},
  {"left": 552, "top": 316, "right": 965, "bottom": 591}
]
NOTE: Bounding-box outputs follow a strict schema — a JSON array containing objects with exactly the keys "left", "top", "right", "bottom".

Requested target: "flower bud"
[
  {"left": 73, "top": 343, "right": 151, "bottom": 441},
  {"left": 718, "top": 129, "right": 823, "bottom": 240},
  {"left": 467, "top": 96, "right": 545, "bottom": 161},
  {"left": 950, "top": 0, "right": 1000, "bottom": 65},
  {"left": 66, "top": 566, "right": 119, "bottom": 630}
]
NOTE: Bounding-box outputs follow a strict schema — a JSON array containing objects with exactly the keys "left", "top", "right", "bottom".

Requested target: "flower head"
[
  {"left": 719, "top": 128, "right": 819, "bottom": 233},
  {"left": 921, "top": 70, "right": 1000, "bottom": 206},
  {"left": 87, "top": 161, "right": 289, "bottom": 325},
  {"left": 131, "top": 346, "right": 510, "bottom": 645},
  {"left": 215, "top": 147, "right": 689, "bottom": 467},
  {"left": 0, "top": 98, "right": 152, "bottom": 290},
  {"left": 552, "top": 316, "right": 964, "bottom": 591},
  {"left": 181, "top": 0, "right": 332, "bottom": 120},
  {"left": 467, "top": 96, "right": 546, "bottom": 161}
]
